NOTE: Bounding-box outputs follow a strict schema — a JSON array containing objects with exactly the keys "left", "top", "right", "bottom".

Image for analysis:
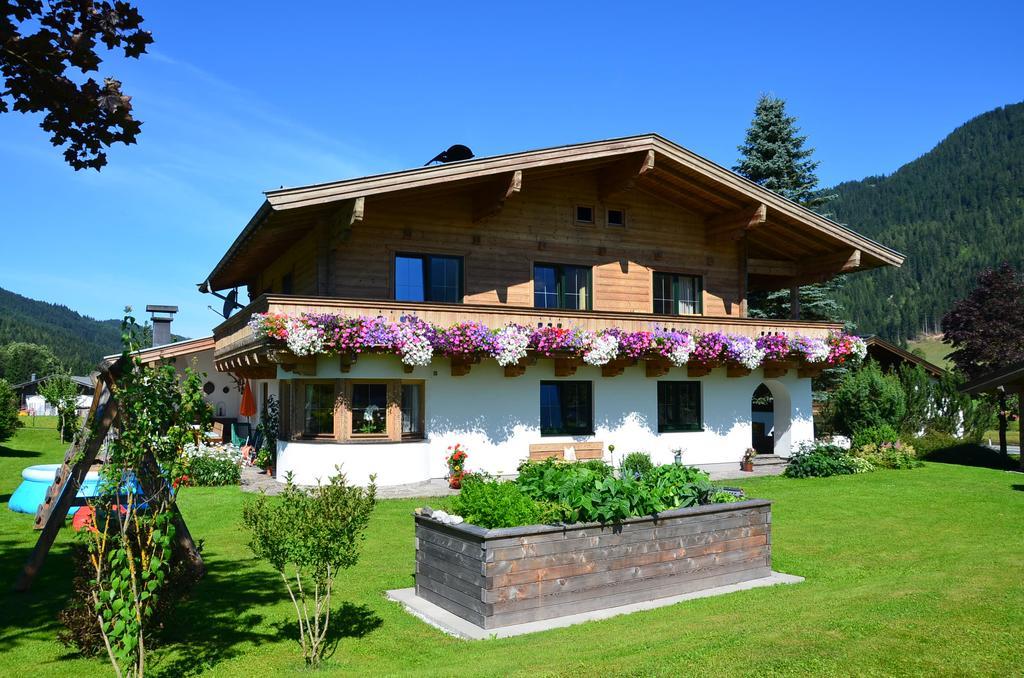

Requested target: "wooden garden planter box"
[{"left": 414, "top": 499, "right": 772, "bottom": 629}]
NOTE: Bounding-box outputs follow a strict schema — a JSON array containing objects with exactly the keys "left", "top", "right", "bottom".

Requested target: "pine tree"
[
  {"left": 734, "top": 94, "right": 823, "bottom": 207},
  {"left": 734, "top": 94, "right": 835, "bottom": 319}
]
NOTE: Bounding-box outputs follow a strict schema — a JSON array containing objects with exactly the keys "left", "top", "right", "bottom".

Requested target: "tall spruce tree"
[{"left": 734, "top": 94, "right": 839, "bottom": 321}]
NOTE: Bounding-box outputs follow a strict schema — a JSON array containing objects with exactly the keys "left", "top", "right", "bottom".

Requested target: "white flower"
[
  {"left": 583, "top": 333, "right": 619, "bottom": 366},
  {"left": 851, "top": 336, "right": 868, "bottom": 361},
  {"left": 668, "top": 335, "right": 696, "bottom": 367},
  {"left": 494, "top": 324, "right": 531, "bottom": 366},
  {"left": 396, "top": 325, "right": 434, "bottom": 366},
  {"left": 727, "top": 336, "right": 766, "bottom": 370},
  {"left": 284, "top": 319, "right": 325, "bottom": 356},
  {"left": 794, "top": 335, "right": 830, "bottom": 363}
]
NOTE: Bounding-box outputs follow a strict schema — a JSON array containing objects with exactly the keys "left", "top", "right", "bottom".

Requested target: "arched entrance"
[{"left": 751, "top": 381, "right": 793, "bottom": 456}]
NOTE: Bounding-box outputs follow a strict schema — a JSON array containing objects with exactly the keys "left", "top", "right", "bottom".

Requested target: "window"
[
  {"left": 657, "top": 381, "right": 702, "bottom": 432},
  {"left": 534, "top": 263, "right": 592, "bottom": 310},
  {"left": 401, "top": 382, "right": 424, "bottom": 438},
  {"left": 303, "top": 383, "right": 335, "bottom": 436},
  {"left": 653, "top": 272, "right": 702, "bottom": 315},
  {"left": 575, "top": 205, "right": 594, "bottom": 224},
  {"left": 394, "top": 253, "right": 463, "bottom": 303},
  {"left": 607, "top": 208, "right": 625, "bottom": 227},
  {"left": 540, "top": 381, "right": 593, "bottom": 436},
  {"left": 351, "top": 383, "right": 388, "bottom": 435}
]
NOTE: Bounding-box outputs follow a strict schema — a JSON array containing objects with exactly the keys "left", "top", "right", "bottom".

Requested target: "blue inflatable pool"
[{"left": 8, "top": 464, "right": 101, "bottom": 516}]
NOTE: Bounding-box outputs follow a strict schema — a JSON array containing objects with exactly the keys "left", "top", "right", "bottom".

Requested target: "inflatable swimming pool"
[{"left": 8, "top": 464, "right": 101, "bottom": 516}]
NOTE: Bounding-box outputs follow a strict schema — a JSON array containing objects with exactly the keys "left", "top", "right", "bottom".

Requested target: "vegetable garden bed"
[{"left": 414, "top": 499, "right": 772, "bottom": 629}]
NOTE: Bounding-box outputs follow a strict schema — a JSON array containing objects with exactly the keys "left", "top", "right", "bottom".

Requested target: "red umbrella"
[{"left": 239, "top": 380, "right": 257, "bottom": 418}]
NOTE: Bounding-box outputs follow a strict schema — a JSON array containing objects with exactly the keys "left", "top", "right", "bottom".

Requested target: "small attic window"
[
  {"left": 575, "top": 205, "right": 594, "bottom": 224},
  {"left": 607, "top": 208, "right": 626, "bottom": 227}
]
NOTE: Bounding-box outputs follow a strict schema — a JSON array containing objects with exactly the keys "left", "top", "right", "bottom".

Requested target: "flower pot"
[
  {"left": 741, "top": 461, "right": 754, "bottom": 472},
  {"left": 448, "top": 476, "right": 462, "bottom": 490}
]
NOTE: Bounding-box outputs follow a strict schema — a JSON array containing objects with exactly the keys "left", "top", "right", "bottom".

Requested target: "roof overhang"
[
  {"left": 961, "top": 361, "right": 1024, "bottom": 395},
  {"left": 202, "top": 133, "right": 905, "bottom": 292},
  {"left": 865, "top": 337, "right": 946, "bottom": 378},
  {"left": 101, "top": 336, "right": 215, "bottom": 367}
]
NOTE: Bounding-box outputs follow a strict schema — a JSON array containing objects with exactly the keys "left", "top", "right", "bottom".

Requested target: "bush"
[
  {"left": 620, "top": 451, "right": 654, "bottom": 479},
  {"left": 784, "top": 442, "right": 872, "bottom": 478},
  {"left": 853, "top": 441, "right": 921, "bottom": 469},
  {"left": 830, "top": 362, "right": 907, "bottom": 436},
  {"left": 184, "top": 444, "right": 241, "bottom": 486},
  {"left": 851, "top": 424, "right": 900, "bottom": 450},
  {"left": 446, "top": 474, "right": 554, "bottom": 528},
  {"left": 0, "top": 377, "right": 21, "bottom": 443}
]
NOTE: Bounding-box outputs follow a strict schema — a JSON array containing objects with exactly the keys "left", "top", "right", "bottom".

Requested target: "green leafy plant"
[
  {"left": 851, "top": 424, "right": 900, "bottom": 451},
  {"left": 446, "top": 474, "right": 554, "bottom": 528},
  {"left": 184, "top": 444, "right": 242, "bottom": 486},
  {"left": 80, "top": 310, "right": 211, "bottom": 678},
  {"left": 0, "top": 377, "right": 21, "bottom": 443},
  {"left": 38, "top": 372, "right": 80, "bottom": 442},
  {"left": 242, "top": 469, "right": 376, "bottom": 668},
  {"left": 255, "top": 394, "right": 279, "bottom": 470},
  {"left": 783, "top": 441, "right": 872, "bottom": 478},
  {"left": 853, "top": 441, "right": 921, "bottom": 470},
  {"left": 620, "top": 451, "right": 654, "bottom": 479},
  {"left": 830, "top": 362, "right": 907, "bottom": 436}
]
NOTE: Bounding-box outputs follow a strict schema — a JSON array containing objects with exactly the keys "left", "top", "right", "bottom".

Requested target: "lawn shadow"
[
  {"left": 0, "top": 536, "right": 76, "bottom": 655},
  {"left": 149, "top": 557, "right": 284, "bottom": 678},
  {"left": 922, "top": 443, "right": 1020, "bottom": 471},
  {"left": 1012, "top": 484, "right": 1024, "bottom": 492},
  {"left": 0, "top": 493, "right": 11, "bottom": 504},
  {"left": 272, "top": 601, "right": 383, "bottom": 663},
  {"left": 0, "top": 445, "right": 42, "bottom": 459}
]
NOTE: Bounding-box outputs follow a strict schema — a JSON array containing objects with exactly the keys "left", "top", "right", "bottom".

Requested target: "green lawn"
[
  {"left": 2, "top": 428, "right": 1023, "bottom": 676},
  {"left": 984, "top": 420, "right": 1020, "bottom": 446},
  {"left": 906, "top": 335, "right": 953, "bottom": 369}
]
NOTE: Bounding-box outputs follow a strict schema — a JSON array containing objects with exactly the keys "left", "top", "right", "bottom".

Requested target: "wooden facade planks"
[{"left": 413, "top": 500, "right": 772, "bottom": 629}]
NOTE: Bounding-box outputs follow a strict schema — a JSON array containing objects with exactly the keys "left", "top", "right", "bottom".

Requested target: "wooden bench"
[{"left": 528, "top": 442, "right": 605, "bottom": 461}]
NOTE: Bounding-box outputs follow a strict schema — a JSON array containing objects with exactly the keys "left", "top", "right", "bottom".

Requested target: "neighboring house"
[
  {"left": 104, "top": 335, "right": 244, "bottom": 423},
  {"left": 14, "top": 374, "right": 95, "bottom": 416},
  {"left": 199, "top": 134, "right": 904, "bottom": 486},
  {"left": 864, "top": 336, "right": 946, "bottom": 378}
]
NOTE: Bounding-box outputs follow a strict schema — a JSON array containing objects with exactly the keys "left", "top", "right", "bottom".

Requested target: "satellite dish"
[
  {"left": 425, "top": 144, "right": 474, "bottom": 165},
  {"left": 222, "top": 289, "right": 240, "bottom": 318}
]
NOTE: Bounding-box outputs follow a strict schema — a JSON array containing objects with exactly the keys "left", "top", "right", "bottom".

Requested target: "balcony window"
[
  {"left": 401, "top": 382, "right": 424, "bottom": 438},
  {"left": 303, "top": 382, "right": 336, "bottom": 437},
  {"left": 395, "top": 253, "right": 463, "bottom": 304},
  {"left": 351, "top": 383, "right": 388, "bottom": 435},
  {"left": 653, "top": 272, "right": 702, "bottom": 315},
  {"left": 534, "top": 263, "right": 592, "bottom": 310},
  {"left": 575, "top": 205, "right": 594, "bottom": 224},
  {"left": 657, "top": 381, "right": 702, "bottom": 432},
  {"left": 540, "top": 381, "right": 593, "bottom": 436}
]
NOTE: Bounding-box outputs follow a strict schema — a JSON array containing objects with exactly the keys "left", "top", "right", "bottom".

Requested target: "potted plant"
[
  {"left": 446, "top": 444, "right": 468, "bottom": 489},
  {"left": 741, "top": 448, "right": 756, "bottom": 472}
]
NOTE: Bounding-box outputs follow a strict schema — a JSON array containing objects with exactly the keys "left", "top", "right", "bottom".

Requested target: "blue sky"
[{"left": 1, "top": 1, "right": 1021, "bottom": 339}]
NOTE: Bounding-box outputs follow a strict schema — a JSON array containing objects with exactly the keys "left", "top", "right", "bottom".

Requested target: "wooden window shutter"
[
  {"left": 278, "top": 381, "right": 292, "bottom": 440},
  {"left": 291, "top": 381, "right": 306, "bottom": 440}
]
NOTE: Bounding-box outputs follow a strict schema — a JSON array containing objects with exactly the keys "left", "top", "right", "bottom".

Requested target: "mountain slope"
[
  {"left": 829, "top": 102, "right": 1024, "bottom": 341},
  {"left": 0, "top": 287, "right": 140, "bottom": 375}
]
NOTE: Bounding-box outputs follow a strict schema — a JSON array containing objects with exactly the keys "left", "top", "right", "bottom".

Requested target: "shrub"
[
  {"left": 0, "top": 377, "right": 21, "bottom": 443},
  {"left": 243, "top": 470, "right": 376, "bottom": 668},
  {"left": 853, "top": 441, "right": 921, "bottom": 470},
  {"left": 620, "top": 451, "right": 654, "bottom": 479},
  {"left": 851, "top": 424, "right": 900, "bottom": 450},
  {"left": 446, "top": 474, "right": 549, "bottom": 528},
  {"left": 783, "top": 441, "right": 870, "bottom": 478},
  {"left": 830, "top": 362, "right": 907, "bottom": 436},
  {"left": 184, "top": 444, "right": 242, "bottom": 486}
]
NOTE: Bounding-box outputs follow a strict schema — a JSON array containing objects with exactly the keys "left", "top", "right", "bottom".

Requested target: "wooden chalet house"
[{"left": 201, "top": 134, "right": 903, "bottom": 486}]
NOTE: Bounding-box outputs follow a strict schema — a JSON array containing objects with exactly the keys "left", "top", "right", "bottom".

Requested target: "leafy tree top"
[
  {"left": 1, "top": 0, "right": 152, "bottom": 169},
  {"left": 734, "top": 94, "right": 822, "bottom": 207},
  {"left": 941, "top": 262, "right": 1024, "bottom": 380}
]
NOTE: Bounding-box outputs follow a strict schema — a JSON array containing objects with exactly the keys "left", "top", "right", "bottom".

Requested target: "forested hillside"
[
  {"left": 0, "top": 287, "right": 140, "bottom": 375},
  {"left": 829, "top": 102, "right": 1024, "bottom": 342}
]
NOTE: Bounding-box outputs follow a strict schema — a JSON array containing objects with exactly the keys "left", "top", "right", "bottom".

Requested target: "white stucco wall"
[
  {"left": 168, "top": 349, "right": 241, "bottom": 419},
  {"left": 274, "top": 354, "right": 814, "bottom": 487}
]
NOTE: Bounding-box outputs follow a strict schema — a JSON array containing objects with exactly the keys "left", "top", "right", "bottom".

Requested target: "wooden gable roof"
[
  {"left": 865, "top": 337, "right": 946, "bottom": 378},
  {"left": 201, "top": 133, "right": 904, "bottom": 292}
]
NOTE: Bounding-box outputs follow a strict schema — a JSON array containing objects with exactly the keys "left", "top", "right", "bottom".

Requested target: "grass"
[
  {"left": 906, "top": 334, "right": 953, "bottom": 369},
  {"left": 983, "top": 420, "right": 1020, "bottom": 446},
  {"left": 2, "top": 428, "right": 1023, "bottom": 676}
]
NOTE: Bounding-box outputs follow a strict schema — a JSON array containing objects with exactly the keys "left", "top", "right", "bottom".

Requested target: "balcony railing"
[{"left": 213, "top": 294, "right": 842, "bottom": 375}]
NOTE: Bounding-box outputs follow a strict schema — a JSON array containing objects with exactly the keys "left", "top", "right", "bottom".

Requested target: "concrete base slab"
[{"left": 386, "top": 571, "right": 804, "bottom": 640}]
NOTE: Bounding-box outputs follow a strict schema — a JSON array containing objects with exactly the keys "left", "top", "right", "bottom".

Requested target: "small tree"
[
  {"left": 243, "top": 470, "right": 376, "bottom": 667},
  {"left": 829, "top": 361, "right": 907, "bottom": 436},
  {"left": 81, "top": 310, "right": 210, "bottom": 677},
  {"left": 896, "top": 364, "right": 933, "bottom": 436},
  {"left": 942, "top": 263, "right": 1024, "bottom": 453},
  {"left": 0, "top": 377, "right": 22, "bottom": 443},
  {"left": 39, "top": 372, "right": 80, "bottom": 441},
  {"left": 255, "top": 395, "right": 279, "bottom": 470}
]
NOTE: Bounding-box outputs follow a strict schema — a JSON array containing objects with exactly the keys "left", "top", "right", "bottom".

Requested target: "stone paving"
[{"left": 240, "top": 459, "right": 787, "bottom": 498}]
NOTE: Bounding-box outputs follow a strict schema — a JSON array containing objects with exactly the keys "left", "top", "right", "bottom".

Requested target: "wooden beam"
[
  {"left": 747, "top": 258, "right": 798, "bottom": 277},
  {"left": 790, "top": 285, "right": 801, "bottom": 320},
  {"left": 472, "top": 170, "right": 522, "bottom": 223},
  {"left": 706, "top": 203, "right": 768, "bottom": 243},
  {"left": 331, "top": 196, "right": 365, "bottom": 241},
  {"left": 597, "top": 150, "right": 655, "bottom": 200},
  {"left": 800, "top": 248, "right": 861, "bottom": 277}
]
